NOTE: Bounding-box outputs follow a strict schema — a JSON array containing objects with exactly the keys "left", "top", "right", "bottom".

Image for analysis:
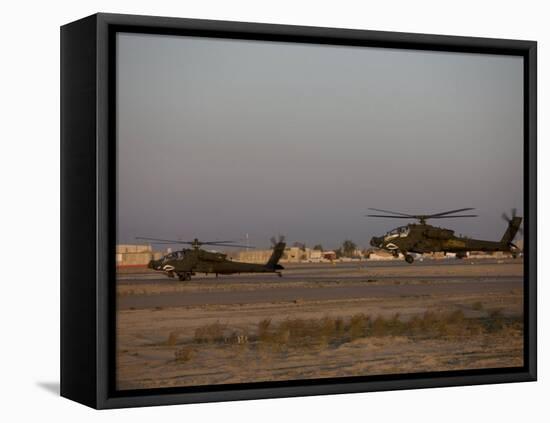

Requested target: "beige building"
[
  {"left": 116, "top": 244, "right": 162, "bottom": 267},
  {"left": 237, "top": 246, "right": 375, "bottom": 264},
  {"left": 238, "top": 247, "right": 320, "bottom": 264},
  {"left": 309, "top": 249, "right": 323, "bottom": 262},
  {"left": 236, "top": 249, "right": 273, "bottom": 264},
  {"left": 284, "top": 247, "right": 309, "bottom": 263},
  {"left": 365, "top": 249, "right": 400, "bottom": 260}
]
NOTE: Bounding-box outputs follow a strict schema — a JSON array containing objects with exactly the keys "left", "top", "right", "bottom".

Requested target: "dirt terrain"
[{"left": 116, "top": 259, "right": 524, "bottom": 390}]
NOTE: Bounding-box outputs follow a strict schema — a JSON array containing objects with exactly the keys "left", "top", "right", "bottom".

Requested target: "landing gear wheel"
[
  {"left": 277, "top": 272, "right": 283, "bottom": 278},
  {"left": 178, "top": 273, "right": 192, "bottom": 281},
  {"left": 405, "top": 254, "right": 414, "bottom": 264}
]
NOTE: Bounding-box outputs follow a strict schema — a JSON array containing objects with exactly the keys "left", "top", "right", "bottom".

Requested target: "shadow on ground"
[{"left": 36, "top": 381, "right": 60, "bottom": 396}]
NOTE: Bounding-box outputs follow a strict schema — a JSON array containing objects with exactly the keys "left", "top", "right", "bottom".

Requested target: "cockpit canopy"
[
  {"left": 163, "top": 250, "right": 185, "bottom": 261},
  {"left": 384, "top": 226, "right": 410, "bottom": 239}
]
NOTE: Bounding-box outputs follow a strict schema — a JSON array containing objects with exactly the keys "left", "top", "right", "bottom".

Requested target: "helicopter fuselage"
[
  {"left": 370, "top": 221, "right": 520, "bottom": 262},
  {"left": 148, "top": 243, "right": 286, "bottom": 281}
]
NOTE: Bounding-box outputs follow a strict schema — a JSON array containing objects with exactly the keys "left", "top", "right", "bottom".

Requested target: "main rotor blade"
[
  {"left": 367, "top": 208, "right": 415, "bottom": 217},
  {"left": 135, "top": 237, "right": 193, "bottom": 244},
  {"left": 366, "top": 214, "right": 413, "bottom": 218},
  {"left": 144, "top": 241, "right": 185, "bottom": 245},
  {"left": 428, "top": 215, "right": 478, "bottom": 218},
  {"left": 428, "top": 208, "right": 475, "bottom": 217},
  {"left": 136, "top": 237, "right": 253, "bottom": 247},
  {"left": 206, "top": 243, "right": 255, "bottom": 248}
]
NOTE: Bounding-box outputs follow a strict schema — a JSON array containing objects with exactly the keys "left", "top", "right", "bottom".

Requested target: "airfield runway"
[{"left": 117, "top": 258, "right": 524, "bottom": 310}]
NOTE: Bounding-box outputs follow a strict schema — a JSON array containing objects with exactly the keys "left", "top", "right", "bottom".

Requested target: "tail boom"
[
  {"left": 501, "top": 216, "right": 522, "bottom": 246},
  {"left": 266, "top": 242, "right": 286, "bottom": 270}
]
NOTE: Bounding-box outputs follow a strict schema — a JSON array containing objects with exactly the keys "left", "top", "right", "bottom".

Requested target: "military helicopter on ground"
[
  {"left": 367, "top": 208, "right": 522, "bottom": 263},
  {"left": 136, "top": 236, "right": 286, "bottom": 281}
]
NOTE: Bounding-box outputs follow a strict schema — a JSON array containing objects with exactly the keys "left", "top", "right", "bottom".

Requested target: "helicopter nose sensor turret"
[
  {"left": 148, "top": 259, "right": 160, "bottom": 270},
  {"left": 370, "top": 236, "right": 383, "bottom": 247}
]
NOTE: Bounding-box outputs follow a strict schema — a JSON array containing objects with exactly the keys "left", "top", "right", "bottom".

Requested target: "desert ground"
[{"left": 116, "top": 258, "right": 524, "bottom": 390}]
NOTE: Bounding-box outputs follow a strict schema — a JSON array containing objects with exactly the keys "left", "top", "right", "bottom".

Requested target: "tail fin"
[
  {"left": 267, "top": 242, "right": 286, "bottom": 269},
  {"left": 501, "top": 216, "right": 522, "bottom": 245}
]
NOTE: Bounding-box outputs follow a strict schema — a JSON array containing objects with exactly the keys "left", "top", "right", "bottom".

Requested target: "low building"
[
  {"left": 236, "top": 249, "right": 273, "bottom": 264},
  {"left": 237, "top": 246, "right": 369, "bottom": 264},
  {"left": 116, "top": 244, "right": 161, "bottom": 267},
  {"left": 309, "top": 249, "right": 323, "bottom": 262},
  {"left": 284, "top": 247, "right": 308, "bottom": 263},
  {"left": 238, "top": 247, "right": 328, "bottom": 264},
  {"left": 365, "top": 249, "right": 400, "bottom": 260},
  {"left": 322, "top": 250, "right": 337, "bottom": 261}
]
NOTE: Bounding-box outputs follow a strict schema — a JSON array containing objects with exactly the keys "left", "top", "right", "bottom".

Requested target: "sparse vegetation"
[
  {"left": 250, "top": 310, "right": 521, "bottom": 351},
  {"left": 258, "top": 318, "right": 272, "bottom": 340},
  {"left": 194, "top": 321, "right": 227, "bottom": 344},
  {"left": 165, "top": 310, "right": 522, "bottom": 364},
  {"left": 188, "top": 310, "right": 521, "bottom": 353},
  {"left": 292, "top": 241, "right": 307, "bottom": 251},
  {"left": 166, "top": 331, "right": 179, "bottom": 346},
  {"left": 349, "top": 313, "right": 370, "bottom": 340},
  {"left": 371, "top": 313, "right": 407, "bottom": 337},
  {"left": 485, "top": 309, "right": 505, "bottom": 333},
  {"left": 472, "top": 302, "right": 484, "bottom": 311},
  {"left": 174, "top": 346, "right": 195, "bottom": 363},
  {"left": 341, "top": 240, "right": 357, "bottom": 257}
]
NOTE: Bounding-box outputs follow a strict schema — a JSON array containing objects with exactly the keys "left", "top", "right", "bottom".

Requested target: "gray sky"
[{"left": 116, "top": 33, "right": 523, "bottom": 250}]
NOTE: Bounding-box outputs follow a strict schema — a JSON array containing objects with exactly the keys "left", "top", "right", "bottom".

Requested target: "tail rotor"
[
  {"left": 501, "top": 208, "right": 523, "bottom": 238},
  {"left": 270, "top": 235, "right": 286, "bottom": 247},
  {"left": 501, "top": 208, "right": 516, "bottom": 224},
  {"left": 500, "top": 209, "right": 523, "bottom": 254},
  {"left": 267, "top": 235, "right": 286, "bottom": 272}
]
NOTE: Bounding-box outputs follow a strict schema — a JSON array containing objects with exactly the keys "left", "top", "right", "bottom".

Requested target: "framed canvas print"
[{"left": 61, "top": 13, "right": 537, "bottom": 409}]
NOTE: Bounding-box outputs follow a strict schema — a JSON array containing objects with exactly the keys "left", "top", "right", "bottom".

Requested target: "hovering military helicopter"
[
  {"left": 136, "top": 236, "right": 286, "bottom": 281},
  {"left": 367, "top": 208, "right": 522, "bottom": 263}
]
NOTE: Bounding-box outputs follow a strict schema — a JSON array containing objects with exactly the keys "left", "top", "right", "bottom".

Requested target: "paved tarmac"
[
  {"left": 117, "top": 259, "right": 523, "bottom": 310},
  {"left": 117, "top": 277, "right": 522, "bottom": 310}
]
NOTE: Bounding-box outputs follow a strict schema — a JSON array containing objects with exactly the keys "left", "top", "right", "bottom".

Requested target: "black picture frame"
[{"left": 61, "top": 12, "right": 537, "bottom": 409}]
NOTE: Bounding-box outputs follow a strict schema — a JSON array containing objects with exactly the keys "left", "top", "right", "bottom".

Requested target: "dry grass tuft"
[
  {"left": 166, "top": 331, "right": 179, "bottom": 346},
  {"left": 371, "top": 313, "right": 407, "bottom": 337},
  {"left": 194, "top": 321, "right": 227, "bottom": 344},
  {"left": 485, "top": 309, "right": 505, "bottom": 333},
  {"left": 257, "top": 317, "right": 339, "bottom": 349},
  {"left": 349, "top": 313, "right": 370, "bottom": 340},
  {"left": 472, "top": 301, "right": 484, "bottom": 311},
  {"left": 174, "top": 346, "right": 195, "bottom": 363},
  {"left": 258, "top": 319, "right": 272, "bottom": 340}
]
